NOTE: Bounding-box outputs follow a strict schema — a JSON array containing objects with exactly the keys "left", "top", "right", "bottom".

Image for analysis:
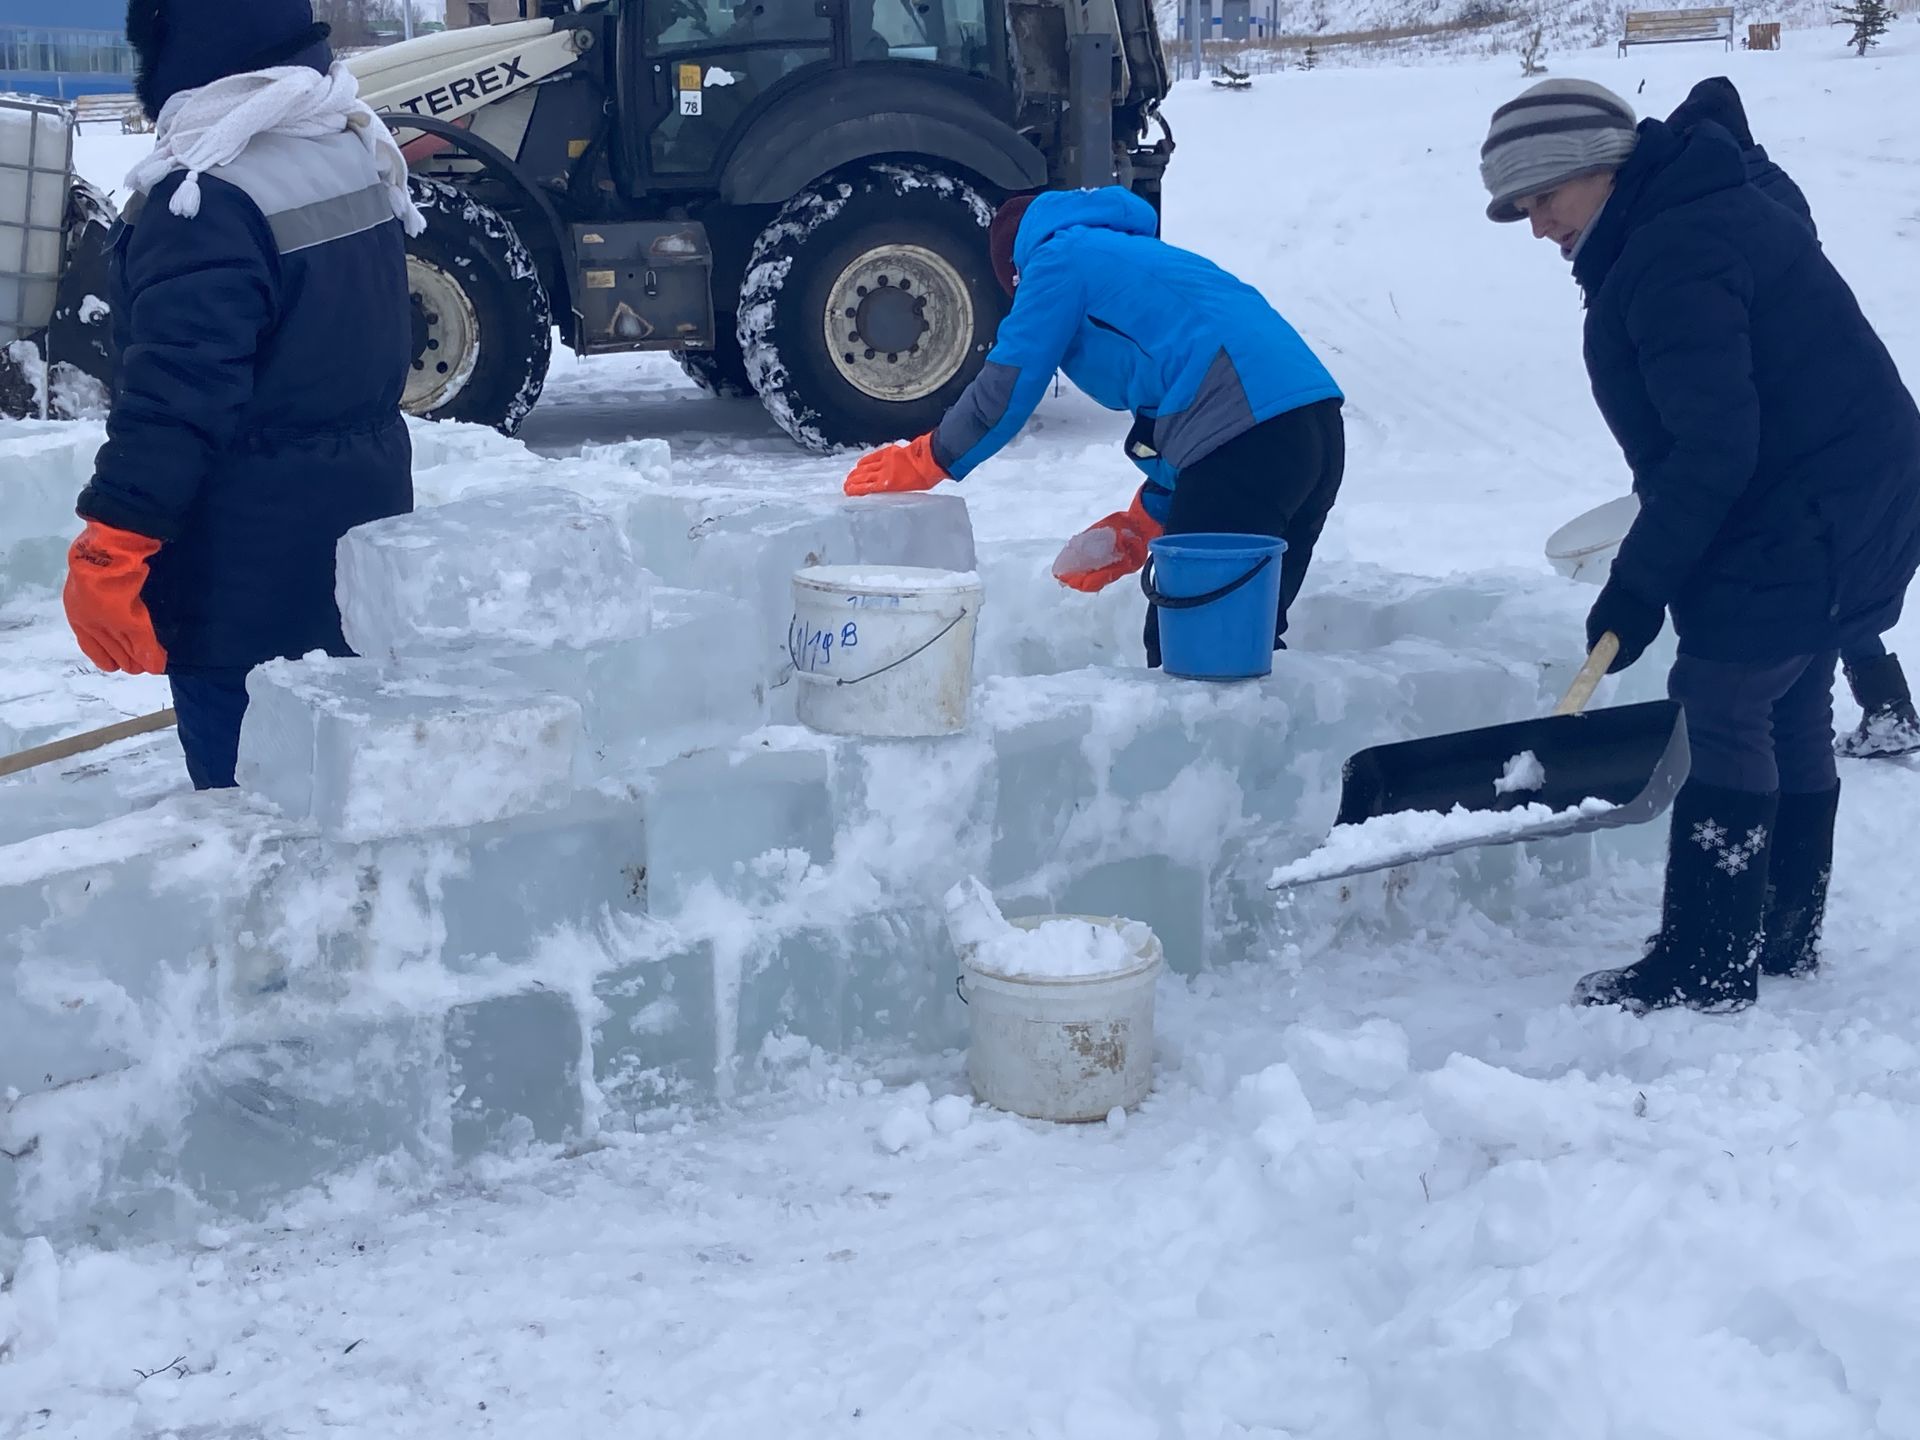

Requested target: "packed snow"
[
  {"left": 1267, "top": 796, "right": 1620, "bottom": 890},
  {"left": 1494, "top": 749, "right": 1547, "bottom": 795},
  {"left": 3, "top": 35, "right": 1920, "bottom": 1440},
  {"left": 945, "top": 877, "right": 1157, "bottom": 979}
]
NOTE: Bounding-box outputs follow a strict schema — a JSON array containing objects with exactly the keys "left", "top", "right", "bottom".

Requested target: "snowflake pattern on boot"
[{"left": 1692, "top": 818, "right": 1769, "bottom": 876}]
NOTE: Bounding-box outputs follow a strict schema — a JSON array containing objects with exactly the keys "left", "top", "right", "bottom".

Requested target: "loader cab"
[{"left": 612, "top": 0, "right": 1012, "bottom": 189}]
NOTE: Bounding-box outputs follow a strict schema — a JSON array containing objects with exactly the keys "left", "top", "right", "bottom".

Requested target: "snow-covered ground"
[{"left": 5, "top": 38, "right": 1920, "bottom": 1439}]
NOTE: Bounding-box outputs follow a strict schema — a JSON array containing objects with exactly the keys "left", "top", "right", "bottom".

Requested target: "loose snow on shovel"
[{"left": 1268, "top": 796, "right": 1618, "bottom": 889}]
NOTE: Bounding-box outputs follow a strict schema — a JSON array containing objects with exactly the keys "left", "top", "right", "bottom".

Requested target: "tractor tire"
[
  {"left": 737, "top": 165, "right": 1006, "bottom": 452},
  {"left": 402, "top": 178, "right": 551, "bottom": 435},
  {"left": 672, "top": 318, "right": 754, "bottom": 398}
]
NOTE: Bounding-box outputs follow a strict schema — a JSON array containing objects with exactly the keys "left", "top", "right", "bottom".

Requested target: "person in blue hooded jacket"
[
  {"left": 61, "top": 0, "right": 417, "bottom": 790},
  {"left": 843, "top": 186, "right": 1346, "bottom": 668},
  {"left": 1480, "top": 78, "right": 1920, "bottom": 1016},
  {"left": 1665, "top": 75, "right": 1920, "bottom": 759}
]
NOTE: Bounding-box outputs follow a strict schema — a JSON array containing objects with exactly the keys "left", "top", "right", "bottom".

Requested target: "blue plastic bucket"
[{"left": 1143, "top": 533, "right": 1288, "bottom": 680}]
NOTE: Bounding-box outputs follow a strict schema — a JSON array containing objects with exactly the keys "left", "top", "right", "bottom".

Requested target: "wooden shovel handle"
[
  {"left": 1551, "top": 633, "right": 1621, "bottom": 717},
  {"left": 0, "top": 708, "right": 178, "bottom": 780}
]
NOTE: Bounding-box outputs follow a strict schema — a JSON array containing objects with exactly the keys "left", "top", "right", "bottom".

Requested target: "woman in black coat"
[
  {"left": 1480, "top": 79, "right": 1920, "bottom": 1014},
  {"left": 1665, "top": 76, "right": 1920, "bottom": 759}
]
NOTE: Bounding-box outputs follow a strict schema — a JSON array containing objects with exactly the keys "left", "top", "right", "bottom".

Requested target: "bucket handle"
[
  {"left": 955, "top": 974, "right": 969, "bottom": 1005},
  {"left": 1140, "top": 553, "right": 1274, "bottom": 611},
  {"left": 791, "top": 605, "right": 972, "bottom": 689}
]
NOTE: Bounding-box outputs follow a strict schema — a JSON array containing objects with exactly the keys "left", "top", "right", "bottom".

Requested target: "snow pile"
[{"left": 943, "top": 878, "right": 1154, "bottom": 979}]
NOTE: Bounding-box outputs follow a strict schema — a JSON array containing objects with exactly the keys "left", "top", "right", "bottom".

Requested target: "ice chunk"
[
  {"left": 727, "top": 913, "right": 968, "bottom": 1077},
  {"left": 576, "top": 436, "right": 672, "bottom": 483},
  {"left": 2, "top": 1016, "right": 442, "bottom": 1242},
  {"left": 0, "top": 794, "right": 272, "bottom": 1100},
  {"left": 446, "top": 989, "right": 586, "bottom": 1157},
  {"left": 478, "top": 586, "right": 764, "bottom": 777},
  {"left": 986, "top": 707, "right": 1095, "bottom": 889},
  {"left": 827, "top": 911, "right": 965, "bottom": 1051},
  {"left": 1051, "top": 525, "right": 1122, "bottom": 580},
  {"left": 841, "top": 494, "right": 978, "bottom": 573},
  {"left": 437, "top": 795, "right": 648, "bottom": 969},
  {"left": 611, "top": 490, "right": 976, "bottom": 683},
  {"left": 236, "top": 655, "right": 582, "bottom": 842},
  {"left": 0, "top": 426, "right": 99, "bottom": 603},
  {"left": 733, "top": 927, "right": 848, "bottom": 1066},
  {"left": 337, "top": 486, "right": 649, "bottom": 660},
  {"left": 594, "top": 941, "right": 721, "bottom": 1116},
  {"left": 642, "top": 743, "right": 835, "bottom": 915},
  {"left": 0, "top": 687, "right": 124, "bottom": 760},
  {"left": 170, "top": 1020, "right": 440, "bottom": 1218},
  {"left": 972, "top": 539, "right": 1144, "bottom": 678}
]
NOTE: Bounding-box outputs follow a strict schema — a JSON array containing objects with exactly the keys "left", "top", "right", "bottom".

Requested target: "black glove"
[{"left": 1584, "top": 576, "right": 1664, "bottom": 674}]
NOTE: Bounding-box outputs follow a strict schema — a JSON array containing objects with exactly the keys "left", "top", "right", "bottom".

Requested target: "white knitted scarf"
[{"left": 126, "top": 62, "right": 426, "bottom": 236}]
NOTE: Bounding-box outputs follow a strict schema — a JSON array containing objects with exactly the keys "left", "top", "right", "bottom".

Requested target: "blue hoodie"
[{"left": 933, "top": 187, "right": 1341, "bottom": 500}]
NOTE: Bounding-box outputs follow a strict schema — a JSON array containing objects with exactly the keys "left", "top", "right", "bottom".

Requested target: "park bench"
[
  {"left": 70, "top": 93, "right": 147, "bottom": 134},
  {"left": 1618, "top": 7, "right": 1736, "bottom": 54}
]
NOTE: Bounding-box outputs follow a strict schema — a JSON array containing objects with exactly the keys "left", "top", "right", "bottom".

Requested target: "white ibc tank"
[{"left": 0, "top": 97, "right": 75, "bottom": 344}]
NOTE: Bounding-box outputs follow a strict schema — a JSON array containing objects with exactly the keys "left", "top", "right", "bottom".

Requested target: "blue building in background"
[{"left": 1, "top": 0, "right": 136, "bottom": 100}]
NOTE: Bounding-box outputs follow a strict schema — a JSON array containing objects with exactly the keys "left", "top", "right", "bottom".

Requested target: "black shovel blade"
[
  {"left": 1336, "top": 699, "right": 1687, "bottom": 827},
  {"left": 1267, "top": 701, "right": 1690, "bottom": 891}
]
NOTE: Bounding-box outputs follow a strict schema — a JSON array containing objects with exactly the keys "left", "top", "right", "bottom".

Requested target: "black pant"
[
  {"left": 1144, "top": 398, "right": 1346, "bottom": 669},
  {"left": 1668, "top": 650, "right": 1839, "bottom": 795},
  {"left": 169, "top": 665, "right": 252, "bottom": 790}
]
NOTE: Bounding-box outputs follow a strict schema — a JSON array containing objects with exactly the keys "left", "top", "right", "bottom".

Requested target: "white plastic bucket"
[
  {"left": 789, "top": 564, "right": 983, "bottom": 737},
  {"left": 1545, "top": 494, "right": 1639, "bottom": 586},
  {"left": 0, "top": 97, "right": 74, "bottom": 342},
  {"left": 957, "top": 915, "right": 1162, "bottom": 1122}
]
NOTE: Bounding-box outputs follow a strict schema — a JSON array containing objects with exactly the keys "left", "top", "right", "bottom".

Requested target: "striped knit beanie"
[{"left": 1481, "top": 79, "right": 1639, "bottom": 223}]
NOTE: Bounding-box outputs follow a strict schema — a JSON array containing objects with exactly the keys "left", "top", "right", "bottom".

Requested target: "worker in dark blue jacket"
[
  {"left": 1666, "top": 75, "right": 1920, "bottom": 759},
  {"left": 63, "top": 0, "right": 416, "bottom": 790},
  {"left": 1481, "top": 79, "right": 1920, "bottom": 1016},
  {"left": 842, "top": 186, "right": 1346, "bottom": 668}
]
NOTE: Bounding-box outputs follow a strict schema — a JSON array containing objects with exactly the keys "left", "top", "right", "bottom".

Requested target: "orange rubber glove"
[
  {"left": 1052, "top": 490, "right": 1164, "bottom": 593},
  {"left": 844, "top": 433, "right": 947, "bottom": 497},
  {"left": 63, "top": 521, "right": 168, "bottom": 675}
]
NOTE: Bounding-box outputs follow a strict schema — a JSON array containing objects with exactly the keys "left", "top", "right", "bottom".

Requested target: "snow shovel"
[{"left": 1267, "top": 633, "right": 1689, "bottom": 890}]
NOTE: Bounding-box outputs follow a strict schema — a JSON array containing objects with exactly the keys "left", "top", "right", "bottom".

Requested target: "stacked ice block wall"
[{"left": 0, "top": 421, "right": 1668, "bottom": 1245}]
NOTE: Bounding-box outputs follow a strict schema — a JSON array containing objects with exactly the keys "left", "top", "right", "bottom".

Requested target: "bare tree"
[{"left": 1519, "top": 23, "right": 1548, "bottom": 73}]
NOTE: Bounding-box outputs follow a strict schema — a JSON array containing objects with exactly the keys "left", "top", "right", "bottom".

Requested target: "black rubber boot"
[
  {"left": 1759, "top": 784, "right": 1840, "bottom": 978},
  {"left": 1837, "top": 652, "right": 1920, "bottom": 758},
  {"left": 1576, "top": 781, "right": 1778, "bottom": 1014}
]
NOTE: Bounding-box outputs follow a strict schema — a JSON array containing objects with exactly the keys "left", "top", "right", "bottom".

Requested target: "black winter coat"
[
  {"left": 1573, "top": 119, "right": 1920, "bottom": 662},
  {"left": 76, "top": 132, "right": 414, "bottom": 671},
  {"left": 1665, "top": 77, "right": 1816, "bottom": 236}
]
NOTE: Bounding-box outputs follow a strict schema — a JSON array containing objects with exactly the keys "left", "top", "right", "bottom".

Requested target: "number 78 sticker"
[{"left": 678, "top": 89, "right": 703, "bottom": 116}]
